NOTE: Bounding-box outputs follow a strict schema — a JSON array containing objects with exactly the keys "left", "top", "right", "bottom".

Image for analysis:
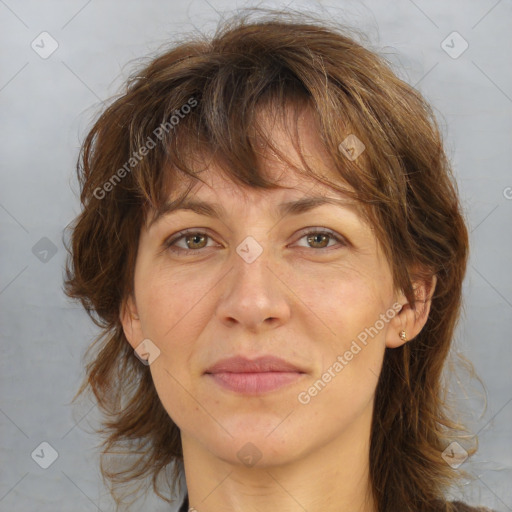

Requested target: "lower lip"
[{"left": 207, "top": 372, "right": 304, "bottom": 394}]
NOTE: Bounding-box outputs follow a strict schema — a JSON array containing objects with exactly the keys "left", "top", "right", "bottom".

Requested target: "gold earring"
[{"left": 399, "top": 330, "right": 407, "bottom": 341}]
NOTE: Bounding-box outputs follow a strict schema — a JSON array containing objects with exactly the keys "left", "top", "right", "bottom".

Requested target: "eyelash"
[{"left": 163, "top": 228, "right": 347, "bottom": 255}]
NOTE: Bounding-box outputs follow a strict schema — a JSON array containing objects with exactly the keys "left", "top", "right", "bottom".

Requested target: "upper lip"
[{"left": 205, "top": 355, "right": 305, "bottom": 374}]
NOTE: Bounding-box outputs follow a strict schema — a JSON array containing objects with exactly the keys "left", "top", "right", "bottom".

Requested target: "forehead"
[
  {"left": 146, "top": 101, "right": 369, "bottom": 228},
  {"left": 172, "top": 165, "right": 347, "bottom": 203},
  {"left": 145, "top": 165, "right": 369, "bottom": 236}
]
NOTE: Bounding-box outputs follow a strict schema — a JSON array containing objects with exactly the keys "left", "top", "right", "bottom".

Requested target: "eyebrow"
[{"left": 148, "top": 194, "right": 358, "bottom": 229}]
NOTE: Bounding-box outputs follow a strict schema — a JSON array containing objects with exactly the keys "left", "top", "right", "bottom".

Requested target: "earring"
[{"left": 399, "top": 330, "right": 407, "bottom": 341}]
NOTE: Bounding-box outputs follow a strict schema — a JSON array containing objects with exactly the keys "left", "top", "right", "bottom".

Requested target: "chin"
[{"left": 198, "top": 420, "right": 308, "bottom": 469}]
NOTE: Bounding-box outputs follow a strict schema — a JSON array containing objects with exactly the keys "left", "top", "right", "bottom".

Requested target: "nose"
[{"left": 215, "top": 239, "right": 291, "bottom": 333}]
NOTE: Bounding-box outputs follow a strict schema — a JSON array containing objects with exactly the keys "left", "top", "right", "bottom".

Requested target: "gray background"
[{"left": 1, "top": 0, "right": 511, "bottom": 510}]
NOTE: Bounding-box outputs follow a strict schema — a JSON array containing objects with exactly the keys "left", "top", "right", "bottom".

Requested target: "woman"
[{"left": 64, "top": 11, "right": 494, "bottom": 512}]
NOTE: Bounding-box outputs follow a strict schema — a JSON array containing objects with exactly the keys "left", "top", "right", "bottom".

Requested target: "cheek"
[
  {"left": 135, "top": 264, "right": 213, "bottom": 343},
  {"left": 137, "top": 269, "right": 208, "bottom": 428},
  {"left": 132, "top": 267, "right": 207, "bottom": 409},
  {"left": 293, "top": 259, "right": 392, "bottom": 338},
  {"left": 294, "top": 262, "right": 392, "bottom": 394}
]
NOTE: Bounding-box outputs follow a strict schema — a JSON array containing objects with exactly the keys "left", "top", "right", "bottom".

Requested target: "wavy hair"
[{"left": 64, "top": 10, "right": 474, "bottom": 511}]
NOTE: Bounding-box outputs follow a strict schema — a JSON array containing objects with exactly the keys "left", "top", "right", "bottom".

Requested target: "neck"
[{"left": 180, "top": 408, "right": 376, "bottom": 512}]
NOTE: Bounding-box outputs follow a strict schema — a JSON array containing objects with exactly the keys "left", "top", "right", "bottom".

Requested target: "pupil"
[
  {"left": 188, "top": 235, "right": 204, "bottom": 248},
  {"left": 309, "top": 234, "right": 327, "bottom": 247}
]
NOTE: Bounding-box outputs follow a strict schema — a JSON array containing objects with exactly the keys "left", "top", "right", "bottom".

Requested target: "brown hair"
[{"left": 64, "top": 10, "right": 474, "bottom": 511}]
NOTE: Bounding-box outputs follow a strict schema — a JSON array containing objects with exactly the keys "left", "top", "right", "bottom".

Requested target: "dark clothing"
[
  {"left": 177, "top": 494, "right": 493, "bottom": 511},
  {"left": 178, "top": 494, "right": 188, "bottom": 512},
  {"left": 449, "top": 503, "right": 495, "bottom": 512}
]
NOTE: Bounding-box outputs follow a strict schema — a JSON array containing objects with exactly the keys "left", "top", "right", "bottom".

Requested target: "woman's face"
[{"left": 121, "top": 108, "right": 410, "bottom": 469}]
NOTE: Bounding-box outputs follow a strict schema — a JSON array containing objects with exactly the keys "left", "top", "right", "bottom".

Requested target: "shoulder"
[{"left": 449, "top": 501, "right": 496, "bottom": 512}]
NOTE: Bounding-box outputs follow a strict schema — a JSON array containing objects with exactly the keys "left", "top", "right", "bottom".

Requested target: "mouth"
[
  {"left": 206, "top": 371, "right": 305, "bottom": 394},
  {"left": 204, "top": 355, "right": 306, "bottom": 395}
]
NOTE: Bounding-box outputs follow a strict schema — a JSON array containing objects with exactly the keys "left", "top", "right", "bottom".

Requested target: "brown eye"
[
  {"left": 184, "top": 233, "right": 208, "bottom": 250},
  {"left": 164, "top": 230, "right": 215, "bottom": 254},
  {"left": 306, "top": 233, "right": 331, "bottom": 249},
  {"left": 163, "top": 227, "right": 347, "bottom": 256},
  {"left": 295, "top": 228, "right": 346, "bottom": 250}
]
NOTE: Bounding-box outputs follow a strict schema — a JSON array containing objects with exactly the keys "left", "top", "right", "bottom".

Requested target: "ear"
[
  {"left": 385, "top": 273, "right": 437, "bottom": 349},
  {"left": 120, "top": 294, "right": 144, "bottom": 350}
]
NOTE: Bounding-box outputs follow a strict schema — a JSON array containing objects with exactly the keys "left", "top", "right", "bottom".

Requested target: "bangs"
[{"left": 118, "top": 39, "right": 381, "bottom": 229}]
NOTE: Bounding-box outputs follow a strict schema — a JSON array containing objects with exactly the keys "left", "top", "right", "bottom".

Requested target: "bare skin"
[{"left": 121, "top": 106, "right": 435, "bottom": 512}]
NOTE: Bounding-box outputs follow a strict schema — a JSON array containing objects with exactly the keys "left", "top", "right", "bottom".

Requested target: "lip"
[
  {"left": 204, "top": 355, "right": 306, "bottom": 394},
  {"left": 205, "top": 355, "right": 305, "bottom": 374}
]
